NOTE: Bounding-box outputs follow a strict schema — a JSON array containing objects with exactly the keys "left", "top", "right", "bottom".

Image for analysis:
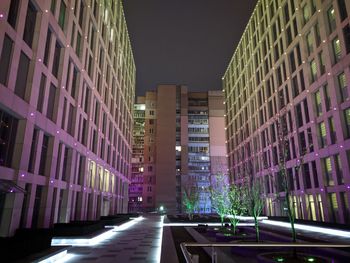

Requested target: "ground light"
[
  {"left": 262, "top": 220, "right": 350, "bottom": 238},
  {"left": 275, "top": 257, "right": 285, "bottom": 262},
  {"left": 307, "top": 257, "right": 316, "bottom": 262},
  {"left": 51, "top": 216, "right": 144, "bottom": 246}
]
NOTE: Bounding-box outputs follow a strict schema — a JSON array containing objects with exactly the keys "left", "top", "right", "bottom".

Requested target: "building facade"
[
  {"left": 223, "top": 0, "right": 350, "bottom": 224},
  {"left": 128, "top": 93, "right": 157, "bottom": 212},
  {"left": 137, "top": 85, "right": 227, "bottom": 214},
  {"left": 0, "top": 0, "right": 135, "bottom": 236}
]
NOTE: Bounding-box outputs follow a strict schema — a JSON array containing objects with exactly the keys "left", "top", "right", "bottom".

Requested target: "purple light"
[
  {"left": 30, "top": 112, "right": 34, "bottom": 117},
  {"left": 10, "top": 189, "right": 13, "bottom": 193},
  {"left": 84, "top": 187, "right": 86, "bottom": 191},
  {"left": 50, "top": 180, "right": 54, "bottom": 183},
  {"left": 56, "top": 130, "right": 60, "bottom": 134},
  {"left": 347, "top": 185, "right": 350, "bottom": 189},
  {"left": 320, "top": 188, "right": 324, "bottom": 192},
  {"left": 21, "top": 173, "right": 25, "bottom": 177},
  {"left": 0, "top": 14, "right": 4, "bottom": 18}
]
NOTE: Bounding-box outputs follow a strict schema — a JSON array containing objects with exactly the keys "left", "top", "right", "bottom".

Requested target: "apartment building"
[
  {"left": 0, "top": 0, "right": 135, "bottom": 236},
  {"left": 223, "top": 0, "right": 350, "bottom": 223},
  {"left": 128, "top": 92, "right": 159, "bottom": 213},
  {"left": 136, "top": 85, "right": 227, "bottom": 214}
]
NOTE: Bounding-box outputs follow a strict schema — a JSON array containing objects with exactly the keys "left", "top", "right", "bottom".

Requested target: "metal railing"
[{"left": 180, "top": 242, "right": 350, "bottom": 263}]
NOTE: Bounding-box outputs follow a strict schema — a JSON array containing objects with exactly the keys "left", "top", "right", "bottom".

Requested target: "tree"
[
  {"left": 227, "top": 184, "right": 248, "bottom": 234},
  {"left": 246, "top": 178, "right": 265, "bottom": 242},
  {"left": 182, "top": 176, "right": 199, "bottom": 220},
  {"left": 182, "top": 187, "right": 199, "bottom": 220},
  {"left": 210, "top": 173, "right": 230, "bottom": 226}
]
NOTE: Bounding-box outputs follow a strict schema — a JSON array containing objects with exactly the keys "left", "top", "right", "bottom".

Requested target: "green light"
[
  {"left": 307, "top": 257, "right": 315, "bottom": 262},
  {"left": 275, "top": 257, "right": 285, "bottom": 262},
  {"left": 159, "top": 206, "right": 164, "bottom": 211}
]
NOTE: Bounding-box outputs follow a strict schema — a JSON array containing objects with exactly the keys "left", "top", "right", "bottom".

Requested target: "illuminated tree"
[
  {"left": 182, "top": 176, "right": 199, "bottom": 220},
  {"left": 210, "top": 173, "right": 230, "bottom": 226},
  {"left": 227, "top": 184, "right": 248, "bottom": 234}
]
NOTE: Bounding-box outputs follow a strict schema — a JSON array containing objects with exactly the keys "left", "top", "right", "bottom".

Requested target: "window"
[
  {"left": 329, "top": 193, "right": 340, "bottom": 223},
  {"left": 28, "top": 128, "right": 39, "bottom": 173},
  {"left": 23, "top": 1, "right": 37, "bottom": 48},
  {"left": 50, "top": 0, "right": 56, "bottom": 14},
  {"left": 303, "top": 4, "right": 310, "bottom": 24},
  {"left": 7, "top": 0, "right": 20, "bottom": 29},
  {"left": 314, "top": 90, "right": 322, "bottom": 117},
  {"left": 318, "top": 51, "right": 325, "bottom": 75},
  {"left": 323, "top": 157, "right": 334, "bottom": 186},
  {"left": 39, "top": 135, "right": 49, "bottom": 175},
  {"left": 329, "top": 117, "right": 336, "bottom": 144},
  {"left": 58, "top": 1, "right": 66, "bottom": 30},
  {"left": 37, "top": 74, "right": 46, "bottom": 113},
  {"left": 43, "top": 29, "right": 52, "bottom": 66},
  {"left": 324, "top": 84, "right": 331, "bottom": 111},
  {"left": 327, "top": 6, "right": 336, "bottom": 32},
  {"left": 337, "top": 0, "right": 348, "bottom": 21},
  {"left": 332, "top": 37, "right": 341, "bottom": 63},
  {"left": 0, "top": 110, "right": 18, "bottom": 168},
  {"left": 318, "top": 122, "right": 327, "bottom": 148},
  {"left": 52, "top": 41, "right": 62, "bottom": 77},
  {"left": 343, "top": 25, "right": 350, "bottom": 54},
  {"left": 306, "top": 31, "right": 314, "bottom": 55},
  {"left": 334, "top": 154, "right": 344, "bottom": 185},
  {"left": 310, "top": 59, "right": 317, "bottom": 83},
  {"left": 46, "top": 83, "right": 56, "bottom": 121},
  {"left": 0, "top": 34, "right": 14, "bottom": 85},
  {"left": 344, "top": 108, "right": 350, "bottom": 137},
  {"left": 338, "top": 72, "right": 348, "bottom": 102},
  {"left": 15, "top": 52, "right": 30, "bottom": 100}
]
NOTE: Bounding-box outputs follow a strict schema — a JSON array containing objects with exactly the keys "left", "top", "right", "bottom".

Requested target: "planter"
[{"left": 257, "top": 252, "right": 333, "bottom": 263}]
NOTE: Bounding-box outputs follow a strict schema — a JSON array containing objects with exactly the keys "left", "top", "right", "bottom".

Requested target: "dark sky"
[{"left": 122, "top": 0, "right": 258, "bottom": 96}]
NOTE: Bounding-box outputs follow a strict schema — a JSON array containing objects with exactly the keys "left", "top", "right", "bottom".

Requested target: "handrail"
[{"left": 180, "top": 242, "right": 350, "bottom": 263}]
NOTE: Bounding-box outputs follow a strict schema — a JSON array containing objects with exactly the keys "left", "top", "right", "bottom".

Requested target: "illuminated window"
[
  {"left": 332, "top": 37, "right": 342, "bottom": 63},
  {"left": 314, "top": 90, "right": 322, "bottom": 117},
  {"left": 338, "top": 72, "right": 348, "bottom": 102},
  {"left": 310, "top": 59, "right": 317, "bottom": 82},
  {"left": 318, "top": 122, "right": 327, "bottom": 147},
  {"left": 327, "top": 6, "right": 336, "bottom": 32},
  {"left": 323, "top": 157, "right": 334, "bottom": 186}
]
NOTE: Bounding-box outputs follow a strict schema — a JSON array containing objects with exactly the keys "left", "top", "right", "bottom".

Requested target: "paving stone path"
[{"left": 64, "top": 215, "right": 163, "bottom": 263}]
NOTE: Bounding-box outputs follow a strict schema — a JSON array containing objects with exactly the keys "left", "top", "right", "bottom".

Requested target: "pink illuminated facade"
[
  {"left": 0, "top": 0, "right": 135, "bottom": 236},
  {"left": 223, "top": 0, "right": 350, "bottom": 224}
]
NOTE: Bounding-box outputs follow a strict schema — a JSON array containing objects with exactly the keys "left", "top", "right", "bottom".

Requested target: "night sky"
[{"left": 122, "top": 0, "right": 258, "bottom": 96}]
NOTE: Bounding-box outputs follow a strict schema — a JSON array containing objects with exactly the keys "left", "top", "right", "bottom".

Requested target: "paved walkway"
[{"left": 63, "top": 215, "right": 164, "bottom": 263}]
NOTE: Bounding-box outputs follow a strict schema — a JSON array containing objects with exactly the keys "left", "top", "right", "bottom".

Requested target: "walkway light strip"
[
  {"left": 262, "top": 220, "right": 350, "bottom": 238},
  {"left": 51, "top": 216, "right": 144, "bottom": 246},
  {"left": 37, "top": 249, "right": 76, "bottom": 263},
  {"left": 162, "top": 222, "right": 255, "bottom": 227},
  {"left": 156, "top": 215, "right": 165, "bottom": 263}
]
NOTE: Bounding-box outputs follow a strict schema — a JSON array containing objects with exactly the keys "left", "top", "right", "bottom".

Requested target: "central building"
[{"left": 129, "top": 85, "right": 227, "bottom": 213}]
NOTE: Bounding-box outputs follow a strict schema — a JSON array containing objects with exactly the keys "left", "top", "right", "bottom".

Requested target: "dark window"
[
  {"left": 50, "top": 0, "right": 56, "bottom": 14},
  {"left": 37, "top": 74, "right": 46, "bottom": 113},
  {"left": 0, "top": 34, "right": 14, "bottom": 85},
  {"left": 39, "top": 135, "right": 49, "bottom": 175},
  {"left": 61, "top": 147, "right": 69, "bottom": 181},
  {"left": 0, "top": 110, "right": 18, "bottom": 168},
  {"left": 343, "top": 25, "right": 350, "bottom": 54},
  {"left": 7, "top": 0, "right": 20, "bottom": 29},
  {"left": 52, "top": 41, "right": 62, "bottom": 77},
  {"left": 43, "top": 29, "right": 52, "bottom": 66},
  {"left": 338, "top": 0, "right": 348, "bottom": 21},
  {"left": 15, "top": 52, "right": 30, "bottom": 100},
  {"left": 58, "top": 1, "right": 66, "bottom": 30},
  {"left": 46, "top": 84, "right": 56, "bottom": 121},
  {"left": 28, "top": 128, "right": 39, "bottom": 173},
  {"left": 23, "top": 1, "right": 37, "bottom": 48}
]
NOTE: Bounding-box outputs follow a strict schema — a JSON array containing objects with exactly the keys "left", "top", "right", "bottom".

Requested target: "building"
[
  {"left": 129, "top": 93, "right": 157, "bottom": 212},
  {"left": 136, "top": 85, "right": 227, "bottom": 214},
  {"left": 0, "top": 0, "right": 135, "bottom": 236},
  {"left": 223, "top": 0, "right": 350, "bottom": 224},
  {"left": 128, "top": 98, "right": 145, "bottom": 212}
]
